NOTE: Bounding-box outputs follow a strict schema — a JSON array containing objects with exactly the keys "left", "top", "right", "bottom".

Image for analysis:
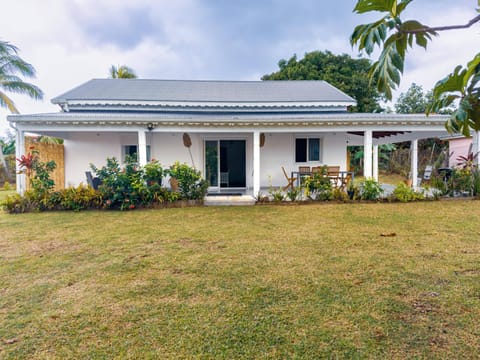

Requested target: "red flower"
[{"left": 129, "top": 204, "right": 135, "bottom": 209}]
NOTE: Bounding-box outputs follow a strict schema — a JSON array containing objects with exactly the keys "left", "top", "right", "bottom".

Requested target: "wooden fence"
[{"left": 25, "top": 138, "right": 65, "bottom": 190}]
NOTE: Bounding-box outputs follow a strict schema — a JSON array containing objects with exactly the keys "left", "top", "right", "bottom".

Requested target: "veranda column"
[
  {"left": 410, "top": 139, "right": 418, "bottom": 189},
  {"left": 138, "top": 129, "right": 147, "bottom": 166},
  {"left": 474, "top": 131, "right": 480, "bottom": 167},
  {"left": 373, "top": 144, "right": 379, "bottom": 181},
  {"left": 253, "top": 130, "right": 261, "bottom": 196},
  {"left": 363, "top": 130, "right": 373, "bottom": 178},
  {"left": 15, "top": 128, "right": 26, "bottom": 194}
]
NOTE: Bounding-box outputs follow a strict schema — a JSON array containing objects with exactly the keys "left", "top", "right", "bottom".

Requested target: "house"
[
  {"left": 445, "top": 135, "right": 475, "bottom": 168},
  {"left": 9, "top": 79, "right": 452, "bottom": 196}
]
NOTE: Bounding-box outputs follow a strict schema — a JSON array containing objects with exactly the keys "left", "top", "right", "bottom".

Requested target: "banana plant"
[
  {"left": 351, "top": 0, "right": 480, "bottom": 135},
  {"left": 428, "top": 53, "right": 480, "bottom": 137}
]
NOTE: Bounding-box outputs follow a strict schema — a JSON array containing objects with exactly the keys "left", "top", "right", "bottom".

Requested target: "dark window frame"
[{"left": 295, "top": 137, "right": 321, "bottom": 163}]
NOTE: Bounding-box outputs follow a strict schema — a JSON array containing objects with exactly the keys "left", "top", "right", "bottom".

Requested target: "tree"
[
  {"left": 350, "top": 0, "right": 480, "bottom": 136},
  {"left": 0, "top": 40, "right": 43, "bottom": 179},
  {"left": 109, "top": 65, "right": 137, "bottom": 79},
  {"left": 262, "top": 50, "right": 382, "bottom": 113},
  {"left": 395, "top": 83, "right": 431, "bottom": 114}
]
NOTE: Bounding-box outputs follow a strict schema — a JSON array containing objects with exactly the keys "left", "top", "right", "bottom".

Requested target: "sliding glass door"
[{"left": 205, "top": 140, "right": 246, "bottom": 189}]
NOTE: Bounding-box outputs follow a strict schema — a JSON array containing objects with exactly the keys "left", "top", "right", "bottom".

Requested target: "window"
[
  {"left": 122, "top": 145, "right": 151, "bottom": 163},
  {"left": 295, "top": 138, "right": 320, "bottom": 162}
]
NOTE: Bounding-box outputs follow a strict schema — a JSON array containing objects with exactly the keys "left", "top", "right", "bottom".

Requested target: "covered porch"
[{"left": 12, "top": 113, "right": 453, "bottom": 196}]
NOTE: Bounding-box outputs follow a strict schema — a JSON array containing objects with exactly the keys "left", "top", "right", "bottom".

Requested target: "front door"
[{"left": 205, "top": 140, "right": 246, "bottom": 189}]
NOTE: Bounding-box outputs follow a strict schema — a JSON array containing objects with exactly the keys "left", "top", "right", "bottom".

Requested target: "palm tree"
[
  {"left": 0, "top": 41, "right": 43, "bottom": 113},
  {"left": 0, "top": 40, "right": 43, "bottom": 179},
  {"left": 109, "top": 65, "right": 137, "bottom": 79}
]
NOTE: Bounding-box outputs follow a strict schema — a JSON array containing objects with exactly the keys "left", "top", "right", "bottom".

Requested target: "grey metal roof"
[
  {"left": 51, "top": 79, "right": 356, "bottom": 105},
  {"left": 9, "top": 112, "right": 449, "bottom": 124}
]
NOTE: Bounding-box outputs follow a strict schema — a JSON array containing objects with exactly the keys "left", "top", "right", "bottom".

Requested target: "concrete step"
[{"left": 204, "top": 195, "right": 256, "bottom": 206}]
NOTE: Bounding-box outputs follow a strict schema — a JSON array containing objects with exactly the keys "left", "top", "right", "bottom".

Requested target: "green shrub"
[
  {"left": 167, "top": 162, "right": 208, "bottom": 200},
  {"left": 17, "top": 148, "right": 56, "bottom": 196},
  {"left": 286, "top": 187, "right": 301, "bottom": 202},
  {"left": 303, "top": 174, "right": 333, "bottom": 201},
  {"left": 54, "top": 185, "right": 103, "bottom": 211},
  {"left": 392, "top": 182, "right": 425, "bottom": 202},
  {"left": 1, "top": 191, "right": 38, "bottom": 213},
  {"left": 91, "top": 157, "right": 143, "bottom": 210},
  {"left": 143, "top": 160, "right": 164, "bottom": 186},
  {"left": 269, "top": 187, "right": 285, "bottom": 202},
  {"left": 332, "top": 188, "right": 349, "bottom": 202},
  {"left": 472, "top": 169, "right": 480, "bottom": 197},
  {"left": 360, "top": 178, "right": 383, "bottom": 200}
]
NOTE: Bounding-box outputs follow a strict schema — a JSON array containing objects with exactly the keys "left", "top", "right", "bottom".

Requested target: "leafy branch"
[{"left": 351, "top": 0, "right": 480, "bottom": 135}]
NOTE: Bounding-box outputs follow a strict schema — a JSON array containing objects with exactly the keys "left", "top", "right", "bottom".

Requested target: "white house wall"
[
  {"left": 150, "top": 132, "right": 201, "bottom": 169},
  {"left": 260, "top": 132, "right": 347, "bottom": 187},
  {"left": 64, "top": 133, "right": 125, "bottom": 186}
]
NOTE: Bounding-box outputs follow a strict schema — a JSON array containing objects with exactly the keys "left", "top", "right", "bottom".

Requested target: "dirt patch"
[{"left": 454, "top": 269, "right": 480, "bottom": 276}]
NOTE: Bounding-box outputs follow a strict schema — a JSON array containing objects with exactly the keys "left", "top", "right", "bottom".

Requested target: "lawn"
[{"left": 1, "top": 201, "right": 479, "bottom": 359}]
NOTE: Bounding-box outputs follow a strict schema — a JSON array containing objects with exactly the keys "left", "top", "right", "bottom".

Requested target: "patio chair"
[
  {"left": 423, "top": 165, "right": 433, "bottom": 181},
  {"left": 282, "top": 166, "right": 297, "bottom": 190},
  {"left": 327, "top": 166, "right": 341, "bottom": 188},
  {"left": 298, "top": 166, "right": 310, "bottom": 174},
  {"left": 85, "top": 171, "right": 102, "bottom": 190},
  {"left": 220, "top": 172, "right": 229, "bottom": 187},
  {"left": 297, "top": 166, "right": 311, "bottom": 185},
  {"left": 339, "top": 172, "right": 352, "bottom": 190}
]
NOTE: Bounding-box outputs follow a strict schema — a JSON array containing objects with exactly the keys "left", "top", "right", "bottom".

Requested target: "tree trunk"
[{"left": 0, "top": 144, "right": 9, "bottom": 180}]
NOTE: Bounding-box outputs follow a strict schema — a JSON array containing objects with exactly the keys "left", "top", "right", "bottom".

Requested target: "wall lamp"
[{"left": 147, "top": 122, "right": 155, "bottom": 131}]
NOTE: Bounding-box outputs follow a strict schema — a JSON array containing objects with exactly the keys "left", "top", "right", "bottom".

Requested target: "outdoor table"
[{"left": 291, "top": 170, "right": 354, "bottom": 188}]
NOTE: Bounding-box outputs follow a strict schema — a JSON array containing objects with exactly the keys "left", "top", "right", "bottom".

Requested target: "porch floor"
[{"left": 204, "top": 187, "right": 263, "bottom": 206}]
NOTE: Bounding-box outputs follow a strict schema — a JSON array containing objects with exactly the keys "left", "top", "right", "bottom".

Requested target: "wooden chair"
[
  {"left": 297, "top": 166, "right": 311, "bottom": 185},
  {"left": 340, "top": 173, "right": 352, "bottom": 190},
  {"left": 311, "top": 166, "right": 323, "bottom": 175},
  {"left": 282, "top": 166, "right": 297, "bottom": 190},
  {"left": 298, "top": 166, "right": 310, "bottom": 174},
  {"left": 327, "top": 166, "right": 341, "bottom": 188}
]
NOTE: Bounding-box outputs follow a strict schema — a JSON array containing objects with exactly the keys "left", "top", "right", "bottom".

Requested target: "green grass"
[{"left": 1, "top": 201, "right": 480, "bottom": 359}]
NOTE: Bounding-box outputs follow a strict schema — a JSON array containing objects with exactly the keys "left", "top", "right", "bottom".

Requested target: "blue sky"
[{"left": 1, "top": 0, "right": 478, "bottom": 133}]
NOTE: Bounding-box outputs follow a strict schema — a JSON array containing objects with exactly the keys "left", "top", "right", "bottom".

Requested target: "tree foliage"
[
  {"left": 351, "top": 0, "right": 480, "bottom": 135},
  {"left": 395, "top": 83, "right": 431, "bottom": 114},
  {"left": 109, "top": 65, "right": 137, "bottom": 79},
  {"left": 0, "top": 40, "right": 43, "bottom": 114},
  {"left": 262, "top": 50, "right": 382, "bottom": 113}
]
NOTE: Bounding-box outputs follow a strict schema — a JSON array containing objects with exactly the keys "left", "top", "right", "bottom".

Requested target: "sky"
[{"left": 1, "top": 0, "right": 479, "bottom": 135}]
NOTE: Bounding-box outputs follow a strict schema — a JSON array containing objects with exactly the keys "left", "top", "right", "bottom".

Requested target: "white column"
[
  {"left": 474, "top": 131, "right": 480, "bottom": 167},
  {"left": 15, "top": 128, "right": 26, "bottom": 194},
  {"left": 253, "top": 130, "right": 261, "bottom": 196},
  {"left": 138, "top": 130, "right": 147, "bottom": 166},
  {"left": 363, "top": 130, "right": 373, "bottom": 178},
  {"left": 372, "top": 144, "right": 379, "bottom": 181},
  {"left": 411, "top": 139, "right": 418, "bottom": 189}
]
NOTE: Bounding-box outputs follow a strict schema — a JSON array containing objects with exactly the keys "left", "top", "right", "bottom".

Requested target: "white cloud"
[{"left": 1, "top": 0, "right": 478, "bottom": 135}]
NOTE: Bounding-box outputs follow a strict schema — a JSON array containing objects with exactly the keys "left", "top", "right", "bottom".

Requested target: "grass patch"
[{"left": 1, "top": 202, "right": 480, "bottom": 358}]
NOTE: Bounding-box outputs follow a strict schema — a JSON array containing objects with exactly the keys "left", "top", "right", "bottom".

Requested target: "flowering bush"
[
  {"left": 17, "top": 147, "right": 56, "bottom": 196},
  {"left": 167, "top": 161, "right": 208, "bottom": 200}
]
